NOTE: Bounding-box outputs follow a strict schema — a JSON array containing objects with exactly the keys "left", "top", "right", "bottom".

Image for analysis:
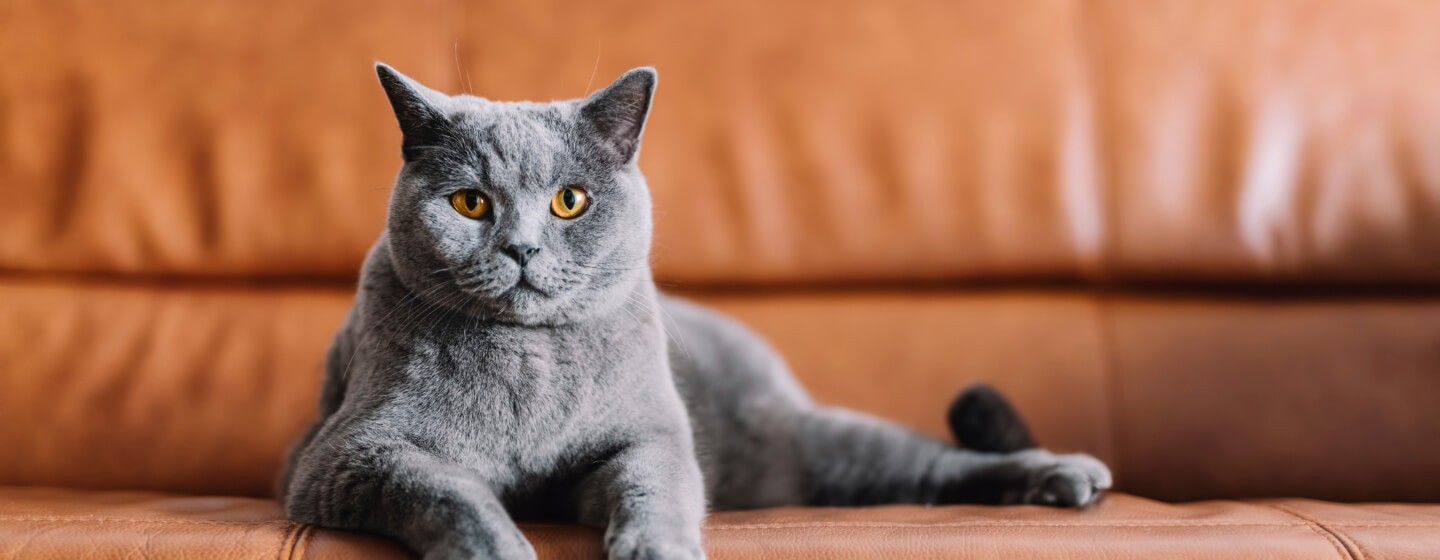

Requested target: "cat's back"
[
  {"left": 657, "top": 294, "right": 814, "bottom": 507},
  {"left": 658, "top": 294, "right": 811, "bottom": 416}
]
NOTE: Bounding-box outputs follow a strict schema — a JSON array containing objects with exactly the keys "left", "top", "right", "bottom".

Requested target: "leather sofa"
[{"left": 3, "top": 1, "right": 1439, "bottom": 558}]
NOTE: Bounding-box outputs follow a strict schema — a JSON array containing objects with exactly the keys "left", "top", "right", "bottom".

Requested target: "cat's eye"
[
  {"left": 551, "top": 186, "right": 589, "bottom": 219},
  {"left": 450, "top": 189, "right": 489, "bottom": 219}
]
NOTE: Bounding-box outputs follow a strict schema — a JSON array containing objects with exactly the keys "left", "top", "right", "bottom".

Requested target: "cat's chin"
[
  {"left": 496, "top": 281, "right": 551, "bottom": 310},
  {"left": 455, "top": 281, "right": 569, "bottom": 326},
  {"left": 449, "top": 267, "right": 642, "bottom": 326}
]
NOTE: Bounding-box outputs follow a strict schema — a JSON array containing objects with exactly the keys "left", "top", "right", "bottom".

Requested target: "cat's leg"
[
  {"left": 657, "top": 295, "right": 1109, "bottom": 509},
  {"left": 577, "top": 438, "right": 707, "bottom": 560},
  {"left": 286, "top": 444, "right": 534, "bottom": 560},
  {"left": 792, "top": 406, "right": 1111, "bottom": 507}
]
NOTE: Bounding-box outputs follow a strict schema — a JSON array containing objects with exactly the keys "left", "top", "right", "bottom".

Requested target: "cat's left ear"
[
  {"left": 579, "top": 67, "right": 657, "bottom": 165},
  {"left": 375, "top": 62, "right": 453, "bottom": 161}
]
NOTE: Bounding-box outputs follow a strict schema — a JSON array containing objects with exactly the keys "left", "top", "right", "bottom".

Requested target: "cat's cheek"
[{"left": 421, "top": 209, "right": 486, "bottom": 261}]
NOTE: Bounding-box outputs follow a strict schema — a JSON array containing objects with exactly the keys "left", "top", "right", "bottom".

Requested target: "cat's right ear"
[{"left": 375, "top": 62, "right": 450, "bottom": 161}]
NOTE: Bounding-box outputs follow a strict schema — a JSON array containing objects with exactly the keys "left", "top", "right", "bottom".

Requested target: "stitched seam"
[
  {"left": 287, "top": 524, "right": 316, "bottom": 560},
  {"left": 6, "top": 517, "right": 1435, "bottom": 531},
  {"left": 1345, "top": 533, "right": 1371, "bottom": 560},
  {"left": 704, "top": 521, "right": 1310, "bottom": 529},
  {"left": 1271, "top": 505, "right": 1368, "bottom": 560},
  {"left": 275, "top": 521, "right": 304, "bottom": 560},
  {"left": 1264, "top": 504, "right": 1357, "bottom": 560},
  {"left": 0, "top": 517, "right": 287, "bottom": 526},
  {"left": 1321, "top": 520, "right": 1368, "bottom": 560},
  {"left": 1327, "top": 522, "right": 1440, "bottom": 527}
]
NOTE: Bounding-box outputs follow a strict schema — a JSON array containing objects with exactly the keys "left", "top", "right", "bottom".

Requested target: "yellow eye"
[
  {"left": 551, "top": 186, "right": 588, "bottom": 219},
  {"left": 450, "top": 190, "right": 488, "bottom": 218}
]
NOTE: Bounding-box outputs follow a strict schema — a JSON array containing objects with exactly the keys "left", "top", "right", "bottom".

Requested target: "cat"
[{"left": 280, "top": 63, "right": 1112, "bottom": 560}]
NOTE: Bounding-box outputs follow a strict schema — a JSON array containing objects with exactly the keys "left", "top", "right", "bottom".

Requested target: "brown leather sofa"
[{"left": 3, "top": 1, "right": 1439, "bottom": 558}]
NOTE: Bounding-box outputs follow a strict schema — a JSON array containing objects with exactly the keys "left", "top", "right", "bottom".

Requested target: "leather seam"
[
  {"left": 1264, "top": 504, "right": 1359, "bottom": 560},
  {"left": 702, "top": 521, "right": 1311, "bottom": 529},
  {"left": 1327, "top": 522, "right": 1440, "bottom": 527},
  {"left": 4, "top": 516, "right": 1434, "bottom": 531},
  {"left": 275, "top": 521, "right": 305, "bottom": 560},
  {"left": 285, "top": 524, "right": 317, "bottom": 560},
  {"left": 0, "top": 516, "right": 288, "bottom": 525},
  {"left": 1270, "top": 504, "right": 1368, "bottom": 560},
  {"left": 1317, "top": 520, "right": 1370, "bottom": 560}
]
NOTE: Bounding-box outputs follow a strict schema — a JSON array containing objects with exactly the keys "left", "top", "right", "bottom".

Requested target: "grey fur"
[{"left": 281, "top": 64, "right": 1112, "bottom": 560}]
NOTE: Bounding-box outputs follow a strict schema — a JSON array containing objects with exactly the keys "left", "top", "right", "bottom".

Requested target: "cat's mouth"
[
  {"left": 512, "top": 276, "right": 547, "bottom": 295},
  {"left": 452, "top": 269, "right": 550, "bottom": 302},
  {"left": 451, "top": 263, "right": 563, "bottom": 309},
  {"left": 493, "top": 273, "right": 554, "bottom": 301}
]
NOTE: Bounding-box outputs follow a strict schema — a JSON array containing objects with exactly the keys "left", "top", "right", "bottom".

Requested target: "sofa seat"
[{"left": 2, "top": 487, "right": 1436, "bottom": 559}]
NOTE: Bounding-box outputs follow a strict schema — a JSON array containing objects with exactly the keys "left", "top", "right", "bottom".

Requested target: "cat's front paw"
[
  {"left": 1015, "top": 451, "right": 1112, "bottom": 507},
  {"left": 606, "top": 529, "right": 705, "bottom": 560},
  {"left": 422, "top": 530, "right": 537, "bottom": 560}
]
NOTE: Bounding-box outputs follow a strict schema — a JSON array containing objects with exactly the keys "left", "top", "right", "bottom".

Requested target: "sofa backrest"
[{"left": 6, "top": 0, "right": 1440, "bottom": 285}]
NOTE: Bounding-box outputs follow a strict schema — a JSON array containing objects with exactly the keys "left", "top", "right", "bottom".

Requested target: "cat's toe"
[
  {"left": 1029, "top": 466, "right": 1092, "bottom": 506},
  {"left": 1024, "top": 453, "right": 1112, "bottom": 507},
  {"left": 606, "top": 531, "right": 705, "bottom": 560}
]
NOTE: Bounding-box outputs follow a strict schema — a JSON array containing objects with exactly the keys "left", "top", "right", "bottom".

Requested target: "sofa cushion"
[
  {"left": 3, "top": 487, "right": 1438, "bottom": 559},
  {"left": 5, "top": 279, "right": 1440, "bottom": 503}
]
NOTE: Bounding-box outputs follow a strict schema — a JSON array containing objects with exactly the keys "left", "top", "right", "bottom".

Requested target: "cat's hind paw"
[{"left": 1020, "top": 452, "right": 1112, "bottom": 507}]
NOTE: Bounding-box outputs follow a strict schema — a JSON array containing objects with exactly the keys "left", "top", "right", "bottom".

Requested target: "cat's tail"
[{"left": 946, "top": 383, "right": 1037, "bottom": 453}]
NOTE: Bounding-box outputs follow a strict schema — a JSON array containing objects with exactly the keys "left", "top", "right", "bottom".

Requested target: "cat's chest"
[
  {"left": 386, "top": 318, "right": 664, "bottom": 463},
  {"left": 413, "top": 326, "right": 596, "bottom": 418}
]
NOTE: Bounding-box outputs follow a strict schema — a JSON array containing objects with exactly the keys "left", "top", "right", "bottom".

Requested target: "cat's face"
[{"left": 375, "top": 64, "right": 657, "bottom": 326}]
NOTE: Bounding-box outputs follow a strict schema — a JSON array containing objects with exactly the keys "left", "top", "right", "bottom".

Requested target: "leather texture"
[
  {"left": 3, "top": 0, "right": 1440, "bottom": 558},
  {"left": 4, "top": 0, "right": 1440, "bottom": 284},
  {"left": 5, "top": 487, "right": 1440, "bottom": 560}
]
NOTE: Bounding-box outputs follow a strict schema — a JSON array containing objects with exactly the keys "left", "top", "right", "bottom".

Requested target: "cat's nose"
[{"left": 504, "top": 243, "right": 541, "bottom": 267}]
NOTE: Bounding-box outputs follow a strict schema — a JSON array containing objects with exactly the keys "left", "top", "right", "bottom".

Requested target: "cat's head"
[{"left": 374, "top": 63, "right": 657, "bottom": 326}]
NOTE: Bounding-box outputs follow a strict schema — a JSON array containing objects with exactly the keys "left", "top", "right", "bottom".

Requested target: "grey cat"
[{"left": 280, "top": 63, "right": 1112, "bottom": 560}]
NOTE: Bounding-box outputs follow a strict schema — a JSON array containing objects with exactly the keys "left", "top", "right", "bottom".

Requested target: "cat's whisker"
[
  {"left": 454, "top": 262, "right": 497, "bottom": 280},
  {"left": 379, "top": 287, "right": 453, "bottom": 342},
  {"left": 612, "top": 292, "right": 646, "bottom": 327},
  {"left": 565, "top": 257, "right": 651, "bottom": 272},
  {"left": 340, "top": 281, "right": 450, "bottom": 381},
  {"left": 454, "top": 268, "right": 507, "bottom": 289},
  {"left": 390, "top": 294, "right": 445, "bottom": 336},
  {"left": 651, "top": 295, "right": 694, "bottom": 363},
  {"left": 392, "top": 286, "right": 475, "bottom": 342}
]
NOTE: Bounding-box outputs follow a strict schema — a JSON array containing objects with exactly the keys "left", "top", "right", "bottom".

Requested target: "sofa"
[{"left": 3, "top": 0, "right": 1440, "bottom": 558}]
